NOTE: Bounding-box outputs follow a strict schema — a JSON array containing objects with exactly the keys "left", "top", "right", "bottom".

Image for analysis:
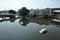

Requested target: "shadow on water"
[{"left": 19, "top": 18, "right": 29, "bottom": 26}]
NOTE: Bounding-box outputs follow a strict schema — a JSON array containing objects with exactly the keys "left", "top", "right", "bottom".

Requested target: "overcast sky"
[{"left": 0, "top": 0, "right": 60, "bottom": 11}]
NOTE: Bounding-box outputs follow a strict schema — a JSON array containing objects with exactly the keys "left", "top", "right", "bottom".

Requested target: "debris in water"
[
  {"left": 20, "top": 21, "right": 23, "bottom": 24},
  {"left": 39, "top": 28, "right": 47, "bottom": 34}
]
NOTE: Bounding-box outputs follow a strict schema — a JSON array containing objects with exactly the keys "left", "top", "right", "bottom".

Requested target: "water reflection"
[
  {"left": 19, "top": 18, "right": 29, "bottom": 26},
  {"left": 0, "top": 17, "right": 60, "bottom": 40},
  {"left": 31, "top": 18, "right": 51, "bottom": 25},
  {"left": 0, "top": 16, "right": 60, "bottom": 28},
  {"left": 0, "top": 20, "right": 3, "bottom": 22},
  {"left": 30, "top": 18, "right": 60, "bottom": 28},
  {"left": 0, "top": 16, "right": 16, "bottom": 22},
  {"left": 9, "top": 17, "right": 16, "bottom": 22},
  {"left": 51, "top": 22, "right": 60, "bottom": 28},
  {"left": 52, "top": 21, "right": 60, "bottom": 26}
]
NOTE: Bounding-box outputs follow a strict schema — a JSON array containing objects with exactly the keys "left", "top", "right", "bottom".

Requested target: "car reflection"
[{"left": 19, "top": 18, "right": 29, "bottom": 26}]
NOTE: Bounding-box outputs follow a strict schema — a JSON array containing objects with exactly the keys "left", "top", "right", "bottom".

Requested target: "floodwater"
[{"left": 0, "top": 17, "right": 60, "bottom": 40}]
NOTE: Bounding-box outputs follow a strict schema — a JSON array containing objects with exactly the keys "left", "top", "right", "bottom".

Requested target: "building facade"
[{"left": 29, "top": 8, "right": 51, "bottom": 17}]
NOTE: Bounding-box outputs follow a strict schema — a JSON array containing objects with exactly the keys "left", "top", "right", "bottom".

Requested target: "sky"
[{"left": 0, "top": 0, "right": 60, "bottom": 11}]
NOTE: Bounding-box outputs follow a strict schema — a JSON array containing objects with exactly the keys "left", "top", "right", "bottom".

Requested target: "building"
[
  {"left": 0, "top": 10, "right": 9, "bottom": 14},
  {"left": 29, "top": 8, "right": 51, "bottom": 18}
]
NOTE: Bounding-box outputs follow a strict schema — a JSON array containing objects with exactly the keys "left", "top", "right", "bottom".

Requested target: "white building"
[{"left": 29, "top": 8, "right": 51, "bottom": 17}]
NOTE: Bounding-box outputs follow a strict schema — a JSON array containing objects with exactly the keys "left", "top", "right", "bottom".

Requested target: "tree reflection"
[
  {"left": 9, "top": 16, "right": 16, "bottom": 22},
  {"left": 0, "top": 20, "right": 3, "bottom": 22},
  {"left": 19, "top": 18, "right": 29, "bottom": 26}
]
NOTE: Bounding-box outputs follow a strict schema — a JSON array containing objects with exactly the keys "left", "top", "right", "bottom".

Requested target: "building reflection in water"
[
  {"left": 0, "top": 16, "right": 60, "bottom": 28},
  {"left": 51, "top": 21, "right": 60, "bottom": 28},
  {"left": 31, "top": 18, "right": 51, "bottom": 25},
  {"left": 19, "top": 18, "right": 29, "bottom": 26},
  {"left": 30, "top": 18, "right": 60, "bottom": 28},
  {"left": 0, "top": 16, "right": 16, "bottom": 22}
]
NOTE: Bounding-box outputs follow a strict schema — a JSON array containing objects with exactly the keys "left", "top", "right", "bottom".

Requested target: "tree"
[
  {"left": 18, "top": 7, "right": 30, "bottom": 18},
  {"left": 9, "top": 10, "right": 16, "bottom": 14}
]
